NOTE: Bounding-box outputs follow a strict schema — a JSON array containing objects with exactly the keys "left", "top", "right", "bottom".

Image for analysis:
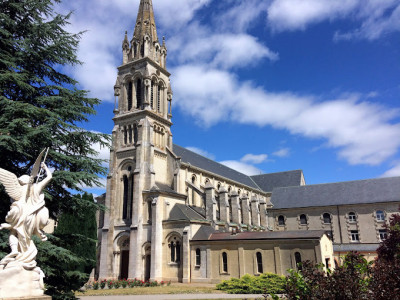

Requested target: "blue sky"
[{"left": 56, "top": 0, "right": 400, "bottom": 195}]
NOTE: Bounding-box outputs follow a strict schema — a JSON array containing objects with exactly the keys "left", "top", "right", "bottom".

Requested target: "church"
[{"left": 96, "top": 0, "right": 400, "bottom": 283}]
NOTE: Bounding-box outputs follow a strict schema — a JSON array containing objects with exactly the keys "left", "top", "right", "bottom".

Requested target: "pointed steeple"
[{"left": 133, "top": 0, "right": 158, "bottom": 43}]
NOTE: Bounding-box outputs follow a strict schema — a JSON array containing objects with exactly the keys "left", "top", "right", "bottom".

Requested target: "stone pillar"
[
  {"left": 143, "top": 78, "right": 151, "bottom": 109},
  {"left": 98, "top": 174, "right": 113, "bottom": 279},
  {"left": 150, "top": 197, "right": 163, "bottom": 281},
  {"left": 251, "top": 196, "right": 260, "bottom": 227},
  {"left": 182, "top": 226, "right": 191, "bottom": 283},
  {"left": 259, "top": 199, "right": 268, "bottom": 228},
  {"left": 240, "top": 194, "right": 251, "bottom": 226},
  {"left": 230, "top": 191, "right": 240, "bottom": 224},
  {"left": 218, "top": 187, "right": 229, "bottom": 223},
  {"left": 238, "top": 246, "right": 245, "bottom": 277},
  {"left": 206, "top": 248, "right": 212, "bottom": 280},
  {"left": 274, "top": 246, "right": 283, "bottom": 275},
  {"left": 205, "top": 182, "right": 216, "bottom": 222}
]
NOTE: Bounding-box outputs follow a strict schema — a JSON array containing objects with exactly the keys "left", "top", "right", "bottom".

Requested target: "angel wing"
[{"left": 0, "top": 168, "right": 23, "bottom": 201}]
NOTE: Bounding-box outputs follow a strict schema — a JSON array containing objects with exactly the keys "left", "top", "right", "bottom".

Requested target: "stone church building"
[{"left": 96, "top": 0, "right": 400, "bottom": 283}]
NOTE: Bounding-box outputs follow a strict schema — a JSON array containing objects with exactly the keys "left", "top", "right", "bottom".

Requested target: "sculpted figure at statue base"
[{"left": 0, "top": 149, "right": 51, "bottom": 298}]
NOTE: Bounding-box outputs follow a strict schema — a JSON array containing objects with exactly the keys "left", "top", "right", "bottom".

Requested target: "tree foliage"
[
  {"left": 286, "top": 209, "right": 400, "bottom": 300},
  {"left": 369, "top": 211, "right": 400, "bottom": 299},
  {"left": 0, "top": 0, "right": 109, "bottom": 298},
  {"left": 216, "top": 273, "right": 286, "bottom": 295}
]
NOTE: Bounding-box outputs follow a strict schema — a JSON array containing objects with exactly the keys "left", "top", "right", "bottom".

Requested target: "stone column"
[
  {"left": 230, "top": 191, "right": 240, "bottom": 224},
  {"left": 205, "top": 182, "right": 216, "bottom": 222},
  {"left": 274, "top": 246, "right": 283, "bottom": 275},
  {"left": 218, "top": 187, "right": 229, "bottom": 223},
  {"left": 182, "top": 226, "right": 191, "bottom": 283},
  {"left": 150, "top": 197, "right": 163, "bottom": 281},
  {"left": 98, "top": 174, "right": 113, "bottom": 279},
  {"left": 251, "top": 196, "right": 260, "bottom": 227},
  {"left": 259, "top": 199, "right": 268, "bottom": 228},
  {"left": 240, "top": 194, "right": 251, "bottom": 225}
]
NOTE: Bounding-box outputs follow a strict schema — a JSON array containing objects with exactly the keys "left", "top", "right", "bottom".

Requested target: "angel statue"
[{"left": 0, "top": 149, "right": 51, "bottom": 271}]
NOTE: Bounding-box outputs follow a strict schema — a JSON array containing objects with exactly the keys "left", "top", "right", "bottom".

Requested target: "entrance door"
[
  {"left": 120, "top": 250, "right": 129, "bottom": 279},
  {"left": 144, "top": 254, "right": 151, "bottom": 281}
]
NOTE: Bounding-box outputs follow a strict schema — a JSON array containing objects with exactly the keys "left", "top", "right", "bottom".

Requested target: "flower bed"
[{"left": 87, "top": 279, "right": 171, "bottom": 290}]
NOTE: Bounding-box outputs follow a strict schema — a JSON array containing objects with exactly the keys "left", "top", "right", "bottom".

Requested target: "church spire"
[
  {"left": 133, "top": 0, "right": 158, "bottom": 44},
  {"left": 122, "top": 0, "right": 167, "bottom": 67}
]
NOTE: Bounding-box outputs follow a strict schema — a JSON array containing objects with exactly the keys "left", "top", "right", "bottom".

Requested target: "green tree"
[
  {"left": 0, "top": 0, "right": 109, "bottom": 298},
  {"left": 54, "top": 192, "right": 98, "bottom": 275}
]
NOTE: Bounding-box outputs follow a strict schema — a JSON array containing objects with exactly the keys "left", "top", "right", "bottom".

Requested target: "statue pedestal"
[{"left": 0, "top": 262, "right": 45, "bottom": 299}]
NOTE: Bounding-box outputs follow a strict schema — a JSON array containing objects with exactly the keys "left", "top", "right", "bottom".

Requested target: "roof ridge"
[
  {"left": 251, "top": 169, "right": 303, "bottom": 178},
  {"left": 273, "top": 175, "right": 400, "bottom": 191},
  {"left": 174, "top": 144, "right": 261, "bottom": 191}
]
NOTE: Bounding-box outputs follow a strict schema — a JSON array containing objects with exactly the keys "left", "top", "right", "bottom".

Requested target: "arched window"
[
  {"left": 323, "top": 213, "right": 332, "bottom": 224},
  {"left": 295, "top": 252, "right": 302, "bottom": 270},
  {"left": 127, "top": 81, "right": 133, "bottom": 110},
  {"left": 217, "top": 183, "right": 221, "bottom": 190},
  {"left": 278, "top": 215, "right": 285, "bottom": 226},
  {"left": 133, "top": 124, "right": 138, "bottom": 145},
  {"left": 147, "top": 200, "right": 152, "bottom": 223},
  {"left": 133, "top": 42, "right": 138, "bottom": 58},
  {"left": 376, "top": 210, "right": 385, "bottom": 221},
  {"left": 136, "top": 79, "right": 142, "bottom": 108},
  {"left": 300, "top": 214, "right": 307, "bottom": 225},
  {"left": 123, "top": 126, "right": 128, "bottom": 145},
  {"left": 348, "top": 212, "right": 357, "bottom": 223},
  {"left": 150, "top": 81, "right": 155, "bottom": 109},
  {"left": 122, "top": 175, "right": 129, "bottom": 219},
  {"left": 140, "top": 42, "right": 144, "bottom": 57},
  {"left": 128, "top": 125, "right": 132, "bottom": 144},
  {"left": 195, "top": 248, "right": 201, "bottom": 266},
  {"left": 168, "top": 236, "right": 181, "bottom": 263},
  {"left": 256, "top": 252, "right": 263, "bottom": 273},
  {"left": 157, "top": 85, "right": 161, "bottom": 112},
  {"left": 222, "top": 252, "right": 228, "bottom": 273}
]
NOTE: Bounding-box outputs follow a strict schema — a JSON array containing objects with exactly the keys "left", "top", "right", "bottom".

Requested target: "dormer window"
[
  {"left": 348, "top": 212, "right": 357, "bottom": 223},
  {"left": 376, "top": 210, "right": 385, "bottom": 221},
  {"left": 323, "top": 213, "right": 332, "bottom": 224}
]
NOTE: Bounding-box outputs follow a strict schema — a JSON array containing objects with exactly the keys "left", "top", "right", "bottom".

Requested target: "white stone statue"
[{"left": 0, "top": 149, "right": 51, "bottom": 298}]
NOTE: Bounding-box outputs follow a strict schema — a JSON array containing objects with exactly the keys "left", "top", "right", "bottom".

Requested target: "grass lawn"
[{"left": 76, "top": 284, "right": 223, "bottom": 296}]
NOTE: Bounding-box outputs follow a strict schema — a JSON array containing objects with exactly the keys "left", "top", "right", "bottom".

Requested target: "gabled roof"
[
  {"left": 251, "top": 170, "right": 304, "bottom": 192},
  {"left": 167, "top": 203, "right": 206, "bottom": 222},
  {"left": 173, "top": 144, "right": 261, "bottom": 190},
  {"left": 271, "top": 176, "right": 400, "bottom": 209},
  {"left": 192, "top": 229, "right": 327, "bottom": 241}
]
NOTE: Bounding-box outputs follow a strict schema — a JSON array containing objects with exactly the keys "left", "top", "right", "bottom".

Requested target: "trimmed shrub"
[{"left": 217, "top": 273, "right": 286, "bottom": 294}]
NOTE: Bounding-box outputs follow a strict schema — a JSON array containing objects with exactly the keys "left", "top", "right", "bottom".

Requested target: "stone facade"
[{"left": 96, "top": 0, "right": 400, "bottom": 283}]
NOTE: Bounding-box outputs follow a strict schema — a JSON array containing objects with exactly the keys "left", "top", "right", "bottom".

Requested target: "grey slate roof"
[
  {"left": 192, "top": 229, "right": 327, "bottom": 241},
  {"left": 167, "top": 203, "right": 206, "bottom": 222},
  {"left": 334, "top": 243, "right": 380, "bottom": 252},
  {"left": 251, "top": 170, "right": 304, "bottom": 192},
  {"left": 173, "top": 144, "right": 260, "bottom": 190},
  {"left": 271, "top": 176, "right": 400, "bottom": 209}
]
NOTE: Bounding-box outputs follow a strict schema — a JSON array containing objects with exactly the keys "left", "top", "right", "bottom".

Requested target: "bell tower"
[{"left": 99, "top": 0, "right": 174, "bottom": 280}]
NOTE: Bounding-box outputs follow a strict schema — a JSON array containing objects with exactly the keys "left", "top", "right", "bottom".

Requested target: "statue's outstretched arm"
[{"left": 37, "top": 163, "right": 52, "bottom": 191}]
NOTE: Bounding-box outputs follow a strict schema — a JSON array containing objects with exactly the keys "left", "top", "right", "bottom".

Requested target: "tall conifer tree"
[{"left": 0, "top": 0, "right": 108, "bottom": 298}]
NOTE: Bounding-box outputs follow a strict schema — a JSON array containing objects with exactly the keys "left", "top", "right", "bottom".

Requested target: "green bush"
[{"left": 217, "top": 273, "right": 286, "bottom": 294}]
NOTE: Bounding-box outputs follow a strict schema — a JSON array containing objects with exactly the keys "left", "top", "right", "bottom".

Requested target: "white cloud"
[
  {"left": 173, "top": 64, "right": 400, "bottom": 166},
  {"left": 241, "top": 154, "right": 268, "bottom": 164},
  {"left": 176, "top": 33, "right": 278, "bottom": 69},
  {"left": 273, "top": 148, "right": 290, "bottom": 158},
  {"left": 219, "top": 160, "right": 263, "bottom": 176},
  {"left": 381, "top": 163, "right": 400, "bottom": 178},
  {"left": 185, "top": 146, "right": 216, "bottom": 160},
  {"left": 267, "top": 0, "right": 400, "bottom": 40}
]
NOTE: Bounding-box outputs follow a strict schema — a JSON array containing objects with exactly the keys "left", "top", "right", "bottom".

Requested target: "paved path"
[{"left": 78, "top": 294, "right": 263, "bottom": 300}]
